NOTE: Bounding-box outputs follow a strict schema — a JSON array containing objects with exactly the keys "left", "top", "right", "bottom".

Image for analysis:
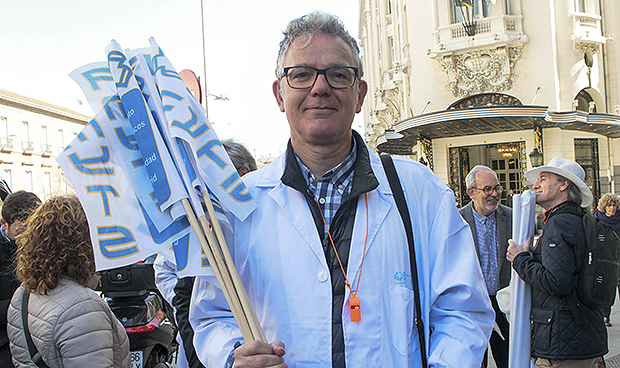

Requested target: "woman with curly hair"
[
  {"left": 595, "top": 193, "right": 620, "bottom": 232},
  {"left": 594, "top": 193, "right": 620, "bottom": 327},
  {"left": 6, "top": 195, "right": 129, "bottom": 367}
]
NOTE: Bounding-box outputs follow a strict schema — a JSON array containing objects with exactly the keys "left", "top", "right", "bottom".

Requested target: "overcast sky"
[{"left": 0, "top": 0, "right": 361, "bottom": 157}]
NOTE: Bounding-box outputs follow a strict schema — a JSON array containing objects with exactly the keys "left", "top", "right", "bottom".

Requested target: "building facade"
[
  {"left": 360, "top": 0, "right": 620, "bottom": 209},
  {"left": 0, "top": 89, "right": 90, "bottom": 201}
]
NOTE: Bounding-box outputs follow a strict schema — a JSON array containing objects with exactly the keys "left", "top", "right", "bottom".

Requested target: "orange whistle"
[{"left": 350, "top": 297, "right": 361, "bottom": 322}]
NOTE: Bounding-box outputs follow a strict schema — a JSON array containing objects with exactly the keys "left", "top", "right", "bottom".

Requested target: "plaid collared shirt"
[
  {"left": 295, "top": 139, "right": 357, "bottom": 238},
  {"left": 472, "top": 208, "right": 500, "bottom": 295}
]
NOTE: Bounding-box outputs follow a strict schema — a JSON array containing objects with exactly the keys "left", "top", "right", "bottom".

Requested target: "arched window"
[{"left": 575, "top": 90, "right": 596, "bottom": 113}]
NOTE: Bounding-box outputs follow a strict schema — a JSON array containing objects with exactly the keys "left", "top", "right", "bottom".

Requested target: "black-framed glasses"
[
  {"left": 282, "top": 66, "right": 359, "bottom": 89},
  {"left": 473, "top": 185, "right": 503, "bottom": 195}
]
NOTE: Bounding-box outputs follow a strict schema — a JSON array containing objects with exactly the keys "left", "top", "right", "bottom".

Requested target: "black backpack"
[{"left": 577, "top": 214, "right": 620, "bottom": 309}]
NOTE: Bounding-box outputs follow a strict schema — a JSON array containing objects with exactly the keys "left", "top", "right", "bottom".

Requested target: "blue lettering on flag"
[
  {"left": 140, "top": 203, "right": 191, "bottom": 244},
  {"left": 87, "top": 119, "right": 105, "bottom": 138},
  {"left": 201, "top": 247, "right": 209, "bottom": 267},
  {"left": 196, "top": 140, "right": 228, "bottom": 169},
  {"left": 230, "top": 182, "right": 253, "bottom": 203},
  {"left": 131, "top": 158, "right": 144, "bottom": 168},
  {"left": 220, "top": 171, "right": 241, "bottom": 190},
  {"left": 81, "top": 67, "right": 113, "bottom": 91},
  {"left": 170, "top": 107, "right": 209, "bottom": 139},
  {"left": 122, "top": 89, "right": 172, "bottom": 206},
  {"left": 172, "top": 234, "right": 190, "bottom": 271},
  {"left": 151, "top": 48, "right": 183, "bottom": 80},
  {"left": 103, "top": 96, "right": 127, "bottom": 121},
  {"left": 86, "top": 185, "right": 120, "bottom": 216},
  {"left": 68, "top": 147, "right": 115, "bottom": 176},
  {"left": 98, "top": 226, "right": 139, "bottom": 259},
  {"left": 107, "top": 51, "right": 133, "bottom": 89},
  {"left": 114, "top": 127, "right": 139, "bottom": 151}
]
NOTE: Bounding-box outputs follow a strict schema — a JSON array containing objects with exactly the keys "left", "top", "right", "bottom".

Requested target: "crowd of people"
[{"left": 0, "top": 10, "right": 617, "bottom": 368}]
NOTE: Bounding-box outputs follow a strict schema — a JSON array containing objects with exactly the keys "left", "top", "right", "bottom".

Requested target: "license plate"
[{"left": 130, "top": 351, "right": 143, "bottom": 368}]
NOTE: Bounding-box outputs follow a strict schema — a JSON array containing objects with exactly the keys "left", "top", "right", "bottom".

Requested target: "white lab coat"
[
  {"left": 190, "top": 148, "right": 494, "bottom": 368},
  {"left": 154, "top": 255, "right": 189, "bottom": 368}
]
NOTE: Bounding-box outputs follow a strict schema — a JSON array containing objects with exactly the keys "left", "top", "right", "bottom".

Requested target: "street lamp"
[{"left": 529, "top": 147, "right": 543, "bottom": 167}]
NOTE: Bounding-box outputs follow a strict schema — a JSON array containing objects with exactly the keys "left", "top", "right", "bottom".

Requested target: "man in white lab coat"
[{"left": 190, "top": 11, "right": 494, "bottom": 368}]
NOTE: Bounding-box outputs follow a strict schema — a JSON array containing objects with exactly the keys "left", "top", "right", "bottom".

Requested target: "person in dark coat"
[
  {"left": 0, "top": 191, "right": 41, "bottom": 367},
  {"left": 594, "top": 193, "right": 620, "bottom": 326},
  {"left": 507, "top": 157, "right": 607, "bottom": 368}
]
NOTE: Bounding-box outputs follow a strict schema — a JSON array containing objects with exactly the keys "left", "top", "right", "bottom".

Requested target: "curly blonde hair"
[
  {"left": 15, "top": 195, "right": 95, "bottom": 294},
  {"left": 597, "top": 193, "right": 620, "bottom": 212}
]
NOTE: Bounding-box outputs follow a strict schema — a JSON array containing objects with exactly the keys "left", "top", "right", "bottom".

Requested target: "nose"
[
  {"left": 310, "top": 73, "right": 332, "bottom": 96},
  {"left": 533, "top": 181, "right": 541, "bottom": 189}
]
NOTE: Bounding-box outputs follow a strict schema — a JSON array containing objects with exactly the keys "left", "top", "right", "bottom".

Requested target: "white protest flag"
[
  {"left": 56, "top": 112, "right": 194, "bottom": 270},
  {"left": 106, "top": 40, "right": 188, "bottom": 221},
  {"left": 509, "top": 191, "right": 536, "bottom": 368},
  {"left": 125, "top": 49, "right": 214, "bottom": 278},
  {"left": 69, "top": 63, "right": 117, "bottom": 115},
  {"left": 69, "top": 62, "right": 176, "bottom": 232},
  {"left": 149, "top": 38, "right": 256, "bottom": 221},
  {"left": 146, "top": 40, "right": 265, "bottom": 341}
]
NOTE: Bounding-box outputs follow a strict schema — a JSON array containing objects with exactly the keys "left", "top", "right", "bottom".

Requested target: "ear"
[
  {"left": 355, "top": 80, "right": 368, "bottom": 114},
  {"left": 273, "top": 80, "right": 286, "bottom": 112},
  {"left": 466, "top": 187, "right": 475, "bottom": 199},
  {"left": 558, "top": 180, "right": 570, "bottom": 192},
  {"left": 0, "top": 218, "right": 7, "bottom": 230}
]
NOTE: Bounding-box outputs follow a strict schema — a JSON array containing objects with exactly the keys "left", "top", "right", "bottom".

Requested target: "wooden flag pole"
[
  {"left": 201, "top": 191, "right": 267, "bottom": 343},
  {"left": 180, "top": 198, "right": 253, "bottom": 341}
]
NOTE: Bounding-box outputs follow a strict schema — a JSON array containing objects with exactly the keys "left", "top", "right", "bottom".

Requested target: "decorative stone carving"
[
  {"left": 575, "top": 42, "right": 600, "bottom": 54},
  {"left": 438, "top": 46, "right": 523, "bottom": 97},
  {"left": 368, "top": 78, "right": 405, "bottom": 150},
  {"left": 449, "top": 93, "right": 522, "bottom": 109}
]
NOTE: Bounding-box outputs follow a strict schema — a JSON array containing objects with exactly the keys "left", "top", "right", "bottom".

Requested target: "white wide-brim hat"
[{"left": 525, "top": 157, "right": 593, "bottom": 208}]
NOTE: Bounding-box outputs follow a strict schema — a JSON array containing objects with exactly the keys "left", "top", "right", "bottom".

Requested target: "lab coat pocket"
[{"left": 390, "top": 286, "right": 415, "bottom": 356}]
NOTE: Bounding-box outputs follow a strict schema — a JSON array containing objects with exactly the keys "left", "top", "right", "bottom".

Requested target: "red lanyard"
[{"left": 314, "top": 193, "right": 369, "bottom": 321}]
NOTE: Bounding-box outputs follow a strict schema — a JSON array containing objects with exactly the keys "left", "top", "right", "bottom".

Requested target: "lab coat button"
[{"left": 318, "top": 272, "right": 328, "bottom": 282}]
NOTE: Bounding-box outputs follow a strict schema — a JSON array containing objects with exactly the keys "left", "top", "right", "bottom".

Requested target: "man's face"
[
  {"left": 466, "top": 171, "right": 501, "bottom": 216},
  {"left": 272, "top": 33, "right": 368, "bottom": 150},
  {"left": 533, "top": 172, "right": 568, "bottom": 210},
  {"left": 2, "top": 219, "right": 24, "bottom": 241}
]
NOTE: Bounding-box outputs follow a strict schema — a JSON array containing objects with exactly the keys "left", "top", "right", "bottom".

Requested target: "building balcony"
[
  {"left": 429, "top": 15, "right": 528, "bottom": 58},
  {"left": 570, "top": 12, "right": 607, "bottom": 52},
  {"left": 41, "top": 144, "right": 52, "bottom": 156},
  {"left": 22, "top": 140, "right": 34, "bottom": 154},
  {"left": 0, "top": 137, "right": 13, "bottom": 152}
]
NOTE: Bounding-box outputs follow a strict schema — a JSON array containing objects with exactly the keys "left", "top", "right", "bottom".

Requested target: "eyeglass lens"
[
  {"left": 285, "top": 67, "right": 357, "bottom": 89},
  {"left": 482, "top": 185, "right": 503, "bottom": 195}
]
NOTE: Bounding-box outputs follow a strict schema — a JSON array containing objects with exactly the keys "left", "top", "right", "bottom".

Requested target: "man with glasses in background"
[
  {"left": 460, "top": 165, "right": 512, "bottom": 368},
  {"left": 191, "top": 11, "right": 493, "bottom": 368}
]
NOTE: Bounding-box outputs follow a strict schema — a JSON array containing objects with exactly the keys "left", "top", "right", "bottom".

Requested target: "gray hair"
[
  {"left": 222, "top": 139, "right": 257, "bottom": 172},
  {"left": 275, "top": 11, "right": 363, "bottom": 79},
  {"left": 465, "top": 165, "right": 498, "bottom": 189},
  {"left": 556, "top": 174, "right": 582, "bottom": 206}
]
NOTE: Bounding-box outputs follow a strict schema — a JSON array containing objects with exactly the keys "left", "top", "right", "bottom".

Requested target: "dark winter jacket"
[
  {"left": 0, "top": 235, "right": 19, "bottom": 349},
  {"left": 512, "top": 201, "right": 607, "bottom": 360},
  {"left": 594, "top": 209, "right": 620, "bottom": 233}
]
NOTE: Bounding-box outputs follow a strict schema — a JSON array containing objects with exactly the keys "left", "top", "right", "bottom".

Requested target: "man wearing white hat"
[{"left": 507, "top": 157, "right": 607, "bottom": 368}]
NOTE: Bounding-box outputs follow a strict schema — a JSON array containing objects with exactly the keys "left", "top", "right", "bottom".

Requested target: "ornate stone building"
[
  {"left": 360, "top": 0, "right": 620, "bottom": 208},
  {"left": 0, "top": 89, "right": 89, "bottom": 200}
]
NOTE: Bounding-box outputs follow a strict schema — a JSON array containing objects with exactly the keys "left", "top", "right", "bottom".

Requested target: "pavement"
[{"left": 488, "top": 293, "right": 620, "bottom": 367}]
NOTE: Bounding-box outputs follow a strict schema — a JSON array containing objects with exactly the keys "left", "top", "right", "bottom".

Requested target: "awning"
[{"left": 376, "top": 105, "right": 620, "bottom": 155}]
